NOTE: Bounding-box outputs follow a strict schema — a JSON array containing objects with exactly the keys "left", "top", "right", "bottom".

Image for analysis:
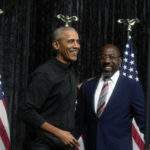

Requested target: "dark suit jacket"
[{"left": 74, "top": 75, "right": 145, "bottom": 150}]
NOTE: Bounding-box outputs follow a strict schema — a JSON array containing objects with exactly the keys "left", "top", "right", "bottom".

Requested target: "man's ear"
[{"left": 52, "top": 40, "right": 59, "bottom": 51}]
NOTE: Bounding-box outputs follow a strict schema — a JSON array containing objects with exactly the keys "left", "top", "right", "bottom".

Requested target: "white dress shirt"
[{"left": 94, "top": 70, "right": 120, "bottom": 113}]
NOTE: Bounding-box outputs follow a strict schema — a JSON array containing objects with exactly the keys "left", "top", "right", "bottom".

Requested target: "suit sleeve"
[{"left": 132, "top": 82, "right": 145, "bottom": 134}]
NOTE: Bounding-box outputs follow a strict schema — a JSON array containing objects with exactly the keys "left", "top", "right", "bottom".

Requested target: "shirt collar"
[
  {"left": 52, "top": 57, "right": 72, "bottom": 70},
  {"left": 110, "top": 70, "right": 120, "bottom": 84}
]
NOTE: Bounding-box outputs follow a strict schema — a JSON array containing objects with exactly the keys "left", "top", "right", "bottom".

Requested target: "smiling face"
[
  {"left": 52, "top": 28, "right": 80, "bottom": 64},
  {"left": 100, "top": 44, "right": 122, "bottom": 78}
]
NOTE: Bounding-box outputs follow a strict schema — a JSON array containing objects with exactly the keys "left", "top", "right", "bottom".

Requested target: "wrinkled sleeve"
[{"left": 21, "top": 72, "right": 52, "bottom": 128}]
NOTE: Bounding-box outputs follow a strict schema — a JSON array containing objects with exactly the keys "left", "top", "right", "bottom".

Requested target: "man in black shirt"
[{"left": 22, "top": 27, "right": 80, "bottom": 150}]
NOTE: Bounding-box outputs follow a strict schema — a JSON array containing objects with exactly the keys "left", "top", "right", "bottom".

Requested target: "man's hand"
[
  {"left": 57, "top": 130, "right": 80, "bottom": 147},
  {"left": 41, "top": 122, "right": 80, "bottom": 147},
  {"left": 77, "top": 77, "right": 96, "bottom": 89}
]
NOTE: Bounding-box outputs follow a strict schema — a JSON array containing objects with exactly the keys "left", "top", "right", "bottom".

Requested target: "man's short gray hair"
[{"left": 52, "top": 27, "right": 77, "bottom": 41}]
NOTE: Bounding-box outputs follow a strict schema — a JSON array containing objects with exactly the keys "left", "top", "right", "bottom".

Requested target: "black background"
[{"left": 0, "top": 0, "right": 149, "bottom": 149}]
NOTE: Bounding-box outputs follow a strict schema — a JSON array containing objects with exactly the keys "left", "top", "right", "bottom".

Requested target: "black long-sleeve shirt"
[{"left": 22, "top": 58, "right": 78, "bottom": 133}]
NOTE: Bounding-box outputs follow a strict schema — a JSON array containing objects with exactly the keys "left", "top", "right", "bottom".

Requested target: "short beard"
[{"left": 103, "top": 72, "right": 113, "bottom": 79}]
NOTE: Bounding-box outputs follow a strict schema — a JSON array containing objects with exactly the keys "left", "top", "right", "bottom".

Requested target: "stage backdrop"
[{"left": 0, "top": 0, "right": 149, "bottom": 150}]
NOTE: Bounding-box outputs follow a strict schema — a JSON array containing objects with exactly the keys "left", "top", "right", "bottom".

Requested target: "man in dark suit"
[
  {"left": 22, "top": 27, "right": 80, "bottom": 150},
  {"left": 74, "top": 44, "right": 147, "bottom": 150}
]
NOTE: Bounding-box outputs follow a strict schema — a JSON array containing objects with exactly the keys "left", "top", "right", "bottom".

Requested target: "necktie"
[{"left": 97, "top": 79, "right": 109, "bottom": 118}]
